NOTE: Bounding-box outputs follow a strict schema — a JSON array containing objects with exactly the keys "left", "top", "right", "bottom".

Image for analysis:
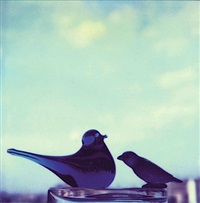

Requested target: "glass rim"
[{"left": 48, "top": 187, "right": 167, "bottom": 202}]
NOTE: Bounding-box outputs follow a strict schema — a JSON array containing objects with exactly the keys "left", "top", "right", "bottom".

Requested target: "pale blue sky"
[{"left": 1, "top": 1, "right": 199, "bottom": 193}]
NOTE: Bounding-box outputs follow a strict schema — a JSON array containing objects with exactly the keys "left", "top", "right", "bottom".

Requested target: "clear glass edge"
[{"left": 48, "top": 187, "right": 167, "bottom": 202}]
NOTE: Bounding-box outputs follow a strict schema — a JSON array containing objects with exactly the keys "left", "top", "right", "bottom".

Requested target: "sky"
[{"left": 1, "top": 1, "right": 199, "bottom": 194}]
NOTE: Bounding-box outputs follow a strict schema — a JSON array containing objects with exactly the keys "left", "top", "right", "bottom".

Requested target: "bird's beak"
[
  {"left": 103, "top": 134, "right": 108, "bottom": 139},
  {"left": 117, "top": 155, "right": 123, "bottom": 160}
]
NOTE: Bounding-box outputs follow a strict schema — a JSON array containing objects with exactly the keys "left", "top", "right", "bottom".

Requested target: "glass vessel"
[{"left": 47, "top": 187, "right": 167, "bottom": 203}]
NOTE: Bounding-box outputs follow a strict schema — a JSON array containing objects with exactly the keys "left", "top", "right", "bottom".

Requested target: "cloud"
[
  {"left": 158, "top": 67, "right": 198, "bottom": 89},
  {"left": 151, "top": 104, "right": 197, "bottom": 129},
  {"left": 56, "top": 17, "right": 106, "bottom": 48},
  {"left": 153, "top": 66, "right": 198, "bottom": 128},
  {"left": 108, "top": 5, "right": 138, "bottom": 25},
  {"left": 70, "top": 21, "right": 106, "bottom": 47},
  {"left": 153, "top": 37, "right": 188, "bottom": 56},
  {"left": 54, "top": 4, "right": 140, "bottom": 49},
  {"left": 142, "top": 2, "right": 198, "bottom": 56},
  {"left": 119, "top": 66, "right": 198, "bottom": 132},
  {"left": 177, "top": 2, "right": 199, "bottom": 38}
]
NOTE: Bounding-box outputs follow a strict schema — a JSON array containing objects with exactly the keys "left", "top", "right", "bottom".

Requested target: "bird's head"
[
  {"left": 117, "top": 151, "right": 139, "bottom": 167},
  {"left": 82, "top": 129, "right": 107, "bottom": 147}
]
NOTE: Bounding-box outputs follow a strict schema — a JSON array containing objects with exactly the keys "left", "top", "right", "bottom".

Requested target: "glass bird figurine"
[{"left": 7, "top": 129, "right": 116, "bottom": 188}]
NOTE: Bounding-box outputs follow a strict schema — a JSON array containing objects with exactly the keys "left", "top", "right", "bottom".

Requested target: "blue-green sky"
[{"left": 1, "top": 1, "right": 199, "bottom": 193}]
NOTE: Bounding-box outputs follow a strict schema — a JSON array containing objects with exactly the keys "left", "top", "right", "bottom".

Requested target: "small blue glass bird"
[
  {"left": 7, "top": 129, "right": 116, "bottom": 188},
  {"left": 117, "top": 151, "right": 182, "bottom": 188}
]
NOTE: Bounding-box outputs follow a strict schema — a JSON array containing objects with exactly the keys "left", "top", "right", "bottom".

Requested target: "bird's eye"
[
  {"left": 95, "top": 133, "right": 100, "bottom": 137},
  {"left": 83, "top": 136, "right": 95, "bottom": 146}
]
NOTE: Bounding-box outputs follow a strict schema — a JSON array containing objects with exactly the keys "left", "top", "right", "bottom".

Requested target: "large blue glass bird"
[
  {"left": 7, "top": 129, "right": 116, "bottom": 188},
  {"left": 118, "top": 151, "right": 182, "bottom": 188}
]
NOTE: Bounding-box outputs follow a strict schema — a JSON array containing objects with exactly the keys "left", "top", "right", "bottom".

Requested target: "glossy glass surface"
[
  {"left": 7, "top": 130, "right": 116, "bottom": 188},
  {"left": 47, "top": 187, "right": 167, "bottom": 203}
]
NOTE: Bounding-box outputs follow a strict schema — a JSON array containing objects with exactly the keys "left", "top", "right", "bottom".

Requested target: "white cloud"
[
  {"left": 158, "top": 67, "right": 198, "bottom": 89},
  {"left": 153, "top": 67, "right": 199, "bottom": 128},
  {"left": 119, "top": 66, "right": 198, "bottom": 132},
  {"left": 118, "top": 99, "right": 197, "bottom": 136},
  {"left": 143, "top": 2, "right": 198, "bottom": 56},
  {"left": 151, "top": 104, "right": 197, "bottom": 129},
  {"left": 54, "top": 4, "right": 140, "bottom": 49},
  {"left": 177, "top": 2, "right": 199, "bottom": 38},
  {"left": 56, "top": 18, "right": 106, "bottom": 48},
  {"left": 69, "top": 21, "right": 106, "bottom": 47},
  {"left": 108, "top": 6, "right": 138, "bottom": 25},
  {"left": 153, "top": 37, "right": 188, "bottom": 56}
]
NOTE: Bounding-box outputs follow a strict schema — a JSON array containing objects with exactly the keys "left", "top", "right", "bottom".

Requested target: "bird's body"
[
  {"left": 117, "top": 151, "right": 182, "bottom": 188},
  {"left": 7, "top": 129, "right": 116, "bottom": 188}
]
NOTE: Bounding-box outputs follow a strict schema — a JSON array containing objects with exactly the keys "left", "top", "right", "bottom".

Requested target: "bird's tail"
[
  {"left": 7, "top": 148, "right": 70, "bottom": 175},
  {"left": 7, "top": 148, "right": 47, "bottom": 164},
  {"left": 173, "top": 177, "right": 183, "bottom": 183}
]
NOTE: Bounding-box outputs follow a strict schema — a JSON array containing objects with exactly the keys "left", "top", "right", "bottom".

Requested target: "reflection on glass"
[
  {"left": 48, "top": 187, "right": 167, "bottom": 203},
  {"left": 7, "top": 130, "right": 116, "bottom": 188}
]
